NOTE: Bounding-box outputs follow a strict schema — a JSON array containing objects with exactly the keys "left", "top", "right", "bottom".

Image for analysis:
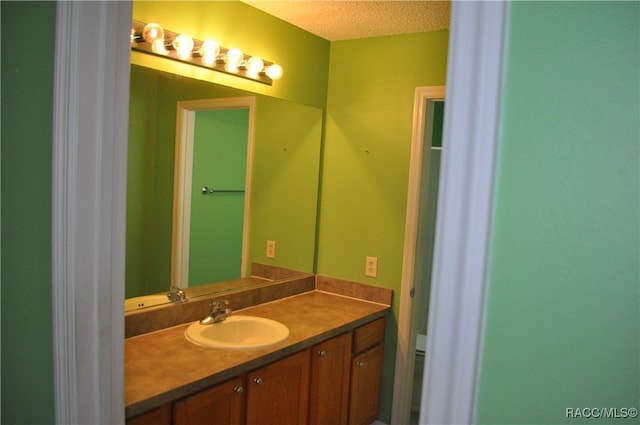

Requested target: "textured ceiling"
[{"left": 242, "top": 1, "right": 451, "bottom": 41}]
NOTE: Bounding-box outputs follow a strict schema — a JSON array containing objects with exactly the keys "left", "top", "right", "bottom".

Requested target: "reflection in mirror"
[
  {"left": 125, "top": 65, "right": 323, "bottom": 309},
  {"left": 172, "top": 97, "right": 255, "bottom": 289}
]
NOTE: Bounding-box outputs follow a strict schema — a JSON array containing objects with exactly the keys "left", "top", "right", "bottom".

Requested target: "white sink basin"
[
  {"left": 124, "top": 294, "right": 169, "bottom": 311},
  {"left": 185, "top": 315, "right": 290, "bottom": 349}
]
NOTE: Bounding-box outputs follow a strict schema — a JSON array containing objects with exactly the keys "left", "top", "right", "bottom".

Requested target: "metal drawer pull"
[
  {"left": 356, "top": 361, "right": 365, "bottom": 368},
  {"left": 317, "top": 350, "right": 326, "bottom": 357},
  {"left": 234, "top": 386, "right": 244, "bottom": 394},
  {"left": 254, "top": 378, "right": 263, "bottom": 385}
]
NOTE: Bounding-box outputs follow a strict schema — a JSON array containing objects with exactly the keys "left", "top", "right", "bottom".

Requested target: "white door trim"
[
  {"left": 391, "top": 85, "right": 445, "bottom": 425},
  {"left": 172, "top": 97, "right": 256, "bottom": 287},
  {"left": 420, "top": 1, "right": 509, "bottom": 424},
  {"left": 52, "top": 1, "right": 131, "bottom": 423}
]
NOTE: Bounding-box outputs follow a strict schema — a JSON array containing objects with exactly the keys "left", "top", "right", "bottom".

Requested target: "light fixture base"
[{"left": 130, "top": 20, "right": 278, "bottom": 85}]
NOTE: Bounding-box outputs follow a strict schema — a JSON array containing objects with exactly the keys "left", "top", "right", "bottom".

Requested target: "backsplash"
[{"left": 125, "top": 268, "right": 392, "bottom": 338}]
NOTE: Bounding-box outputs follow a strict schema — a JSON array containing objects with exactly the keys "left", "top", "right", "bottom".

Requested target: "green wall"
[
  {"left": 475, "top": 2, "right": 639, "bottom": 424},
  {"left": 1, "top": 2, "right": 56, "bottom": 423},
  {"left": 317, "top": 30, "right": 449, "bottom": 422}
]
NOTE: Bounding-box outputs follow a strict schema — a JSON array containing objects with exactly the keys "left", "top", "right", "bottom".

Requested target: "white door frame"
[
  {"left": 52, "top": 1, "right": 508, "bottom": 423},
  {"left": 420, "top": 2, "right": 508, "bottom": 423},
  {"left": 52, "top": 1, "right": 131, "bottom": 423},
  {"left": 391, "top": 85, "right": 445, "bottom": 425},
  {"left": 172, "top": 97, "right": 256, "bottom": 287}
]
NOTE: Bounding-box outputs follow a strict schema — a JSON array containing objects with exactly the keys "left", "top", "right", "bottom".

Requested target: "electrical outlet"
[
  {"left": 365, "top": 256, "right": 378, "bottom": 277},
  {"left": 266, "top": 240, "right": 276, "bottom": 259}
]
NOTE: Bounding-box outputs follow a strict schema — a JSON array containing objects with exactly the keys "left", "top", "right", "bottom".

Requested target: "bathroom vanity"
[{"left": 125, "top": 278, "right": 390, "bottom": 425}]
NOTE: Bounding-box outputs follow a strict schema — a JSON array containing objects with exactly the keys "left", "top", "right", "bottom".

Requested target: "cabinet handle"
[
  {"left": 356, "top": 361, "right": 365, "bottom": 368},
  {"left": 254, "top": 377, "right": 263, "bottom": 385},
  {"left": 234, "top": 386, "right": 244, "bottom": 394},
  {"left": 317, "top": 350, "right": 326, "bottom": 357}
]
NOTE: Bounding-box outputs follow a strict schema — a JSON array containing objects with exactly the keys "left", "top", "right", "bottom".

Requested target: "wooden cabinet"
[
  {"left": 128, "top": 317, "right": 386, "bottom": 425},
  {"left": 309, "top": 332, "right": 352, "bottom": 425},
  {"left": 349, "top": 344, "right": 384, "bottom": 425},
  {"left": 126, "top": 402, "right": 171, "bottom": 425},
  {"left": 173, "top": 376, "right": 244, "bottom": 425},
  {"left": 246, "top": 349, "right": 311, "bottom": 425},
  {"left": 348, "top": 317, "right": 385, "bottom": 425}
]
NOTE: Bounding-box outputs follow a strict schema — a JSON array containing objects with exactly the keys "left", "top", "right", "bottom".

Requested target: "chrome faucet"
[
  {"left": 167, "top": 286, "right": 187, "bottom": 303},
  {"left": 200, "top": 300, "right": 232, "bottom": 325}
]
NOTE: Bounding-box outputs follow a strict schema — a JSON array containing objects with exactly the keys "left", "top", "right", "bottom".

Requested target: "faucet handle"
[
  {"left": 200, "top": 299, "right": 232, "bottom": 325},
  {"left": 208, "top": 299, "right": 230, "bottom": 313},
  {"left": 167, "top": 286, "right": 187, "bottom": 303}
]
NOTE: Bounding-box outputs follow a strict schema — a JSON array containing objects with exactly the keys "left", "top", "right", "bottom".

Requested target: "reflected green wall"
[
  {"left": 190, "top": 109, "right": 248, "bottom": 285},
  {"left": 127, "top": 66, "right": 252, "bottom": 297},
  {"left": 250, "top": 96, "right": 323, "bottom": 270},
  {"left": 317, "top": 30, "right": 449, "bottom": 421},
  {"left": 1, "top": 2, "right": 56, "bottom": 423},
  {"left": 127, "top": 66, "right": 322, "bottom": 297},
  {"left": 476, "top": 2, "right": 639, "bottom": 423}
]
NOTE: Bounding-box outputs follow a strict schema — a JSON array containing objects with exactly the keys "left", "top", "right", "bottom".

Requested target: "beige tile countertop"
[{"left": 125, "top": 290, "right": 390, "bottom": 418}]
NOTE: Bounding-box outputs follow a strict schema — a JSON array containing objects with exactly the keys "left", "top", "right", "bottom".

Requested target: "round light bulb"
[
  {"left": 172, "top": 34, "right": 194, "bottom": 60},
  {"left": 151, "top": 39, "right": 169, "bottom": 55},
  {"left": 224, "top": 48, "right": 244, "bottom": 67},
  {"left": 265, "top": 64, "right": 283, "bottom": 80},
  {"left": 200, "top": 40, "right": 220, "bottom": 66},
  {"left": 142, "top": 23, "right": 164, "bottom": 43},
  {"left": 225, "top": 63, "right": 240, "bottom": 74},
  {"left": 246, "top": 56, "right": 264, "bottom": 77}
]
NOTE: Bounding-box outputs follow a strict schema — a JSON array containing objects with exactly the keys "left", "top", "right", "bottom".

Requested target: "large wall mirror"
[{"left": 126, "top": 64, "right": 322, "bottom": 308}]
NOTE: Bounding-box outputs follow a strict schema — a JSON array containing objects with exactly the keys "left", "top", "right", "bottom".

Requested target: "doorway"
[
  {"left": 391, "top": 86, "right": 445, "bottom": 425},
  {"left": 171, "top": 97, "right": 256, "bottom": 289},
  {"left": 188, "top": 108, "right": 249, "bottom": 285}
]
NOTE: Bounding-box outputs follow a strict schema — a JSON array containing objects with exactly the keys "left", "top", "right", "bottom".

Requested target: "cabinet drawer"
[{"left": 352, "top": 317, "right": 385, "bottom": 354}]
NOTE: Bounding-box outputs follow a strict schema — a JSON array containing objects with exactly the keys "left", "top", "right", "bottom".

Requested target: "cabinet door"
[
  {"left": 348, "top": 344, "right": 384, "bottom": 425},
  {"left": 309, "top": 332, "right": 352, "bottom": 425},
  {"left": 173, "top": 376, "right": 245, "bottom": 425},
  {"left": 246, "top": 349, "right": 311, "bottom": 425},
  {"left": 126, "top": 403, "right": 171, "bottom": 425}
]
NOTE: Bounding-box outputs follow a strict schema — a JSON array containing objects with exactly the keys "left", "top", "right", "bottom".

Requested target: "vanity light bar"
[{"left": 130, "top": 20, "right": 283, "bottom": 85}]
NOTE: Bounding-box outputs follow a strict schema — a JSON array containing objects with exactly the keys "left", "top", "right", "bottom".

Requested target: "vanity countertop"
[{"left": 125, "top": 290, "right": 390, "bottom": 418}]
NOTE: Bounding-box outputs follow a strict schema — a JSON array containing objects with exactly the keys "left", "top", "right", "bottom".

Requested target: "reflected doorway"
[
  {"left": 189, "top": 108, "right": 249, "bottom": 285},
  {"left": 172, "top": 97, "right": 256, "bottom": 289}
]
